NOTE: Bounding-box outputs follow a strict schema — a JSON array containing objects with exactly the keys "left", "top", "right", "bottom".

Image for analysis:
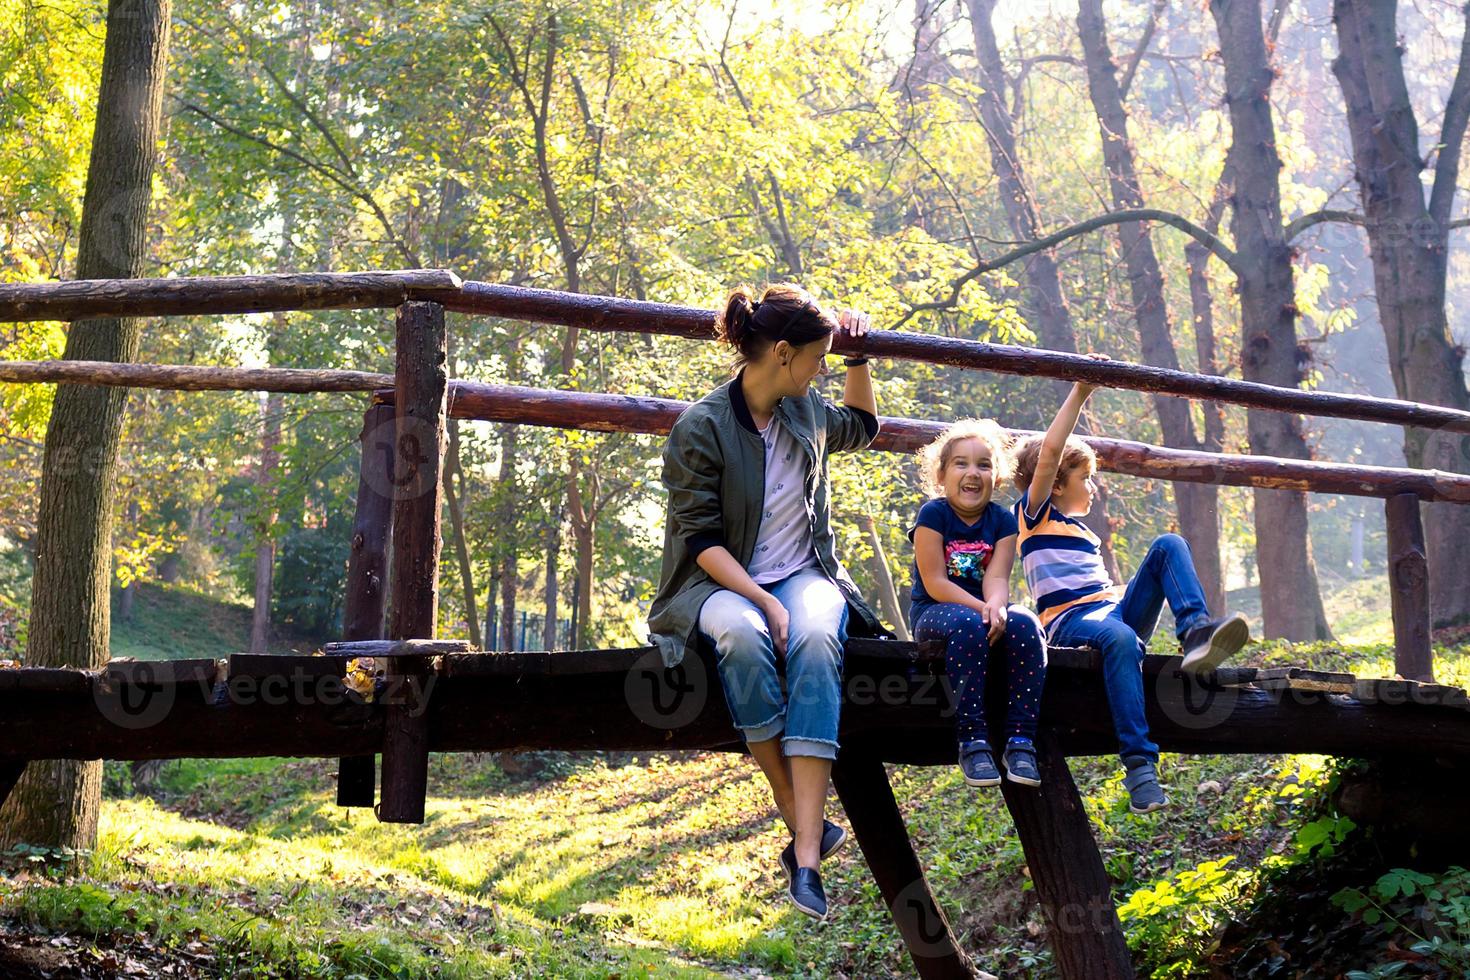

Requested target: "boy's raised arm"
[{"left": 1025, "top": 381, "right": 1096, "bottom": 516}]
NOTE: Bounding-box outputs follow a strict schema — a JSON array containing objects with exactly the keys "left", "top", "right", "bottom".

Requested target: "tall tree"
[
  {"left": 1076, "top": 0, "right": 1225, "bottom": 611},
  {"left": 1331, "top": 0, "right": 1470, "bottom": 628},
  {"left": 1209, "top": 0, "right": 1334, "bottom": 640},
  {"left": 0, "top": 0, "right": 173, "bottom": 849},
  {"left": 965, "top": 0, "right": 1122, "bottom": 579}
]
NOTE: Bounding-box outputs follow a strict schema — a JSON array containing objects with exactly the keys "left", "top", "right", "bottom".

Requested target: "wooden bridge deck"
[{"left": 3, "top": 640, "right": 1465, "bottom": 765}]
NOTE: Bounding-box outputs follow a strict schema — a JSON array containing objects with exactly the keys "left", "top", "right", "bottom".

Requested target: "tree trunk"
[
  {"left": 542, "top": 497, "right": 562, "bottom": 652},
  {"left": 566, "top": 460, "right": 596, "bottom": 650},
  {"left": 248, "top": 388, "right": 282, "bottom": 654},
  {"left": 1077, "top": 0, "right": 1225, "bottom": 615},
  {"left": 1, "top": 0, "right": 173, "bottom": 851},
  {"left": 497, "top": 422, "right": 518, "bottom": 652},
  {"left": 965, "top": 0, "right": 1121, "bottom": 581},
  {"left": 573, "top": 519, "right": 592, "bottom": 649},
  {"left": 859, "top": 514, "right": 911, "bottom": 640},
  {"left": 444, "top": 417, "right": 481, "bottom": 648},
  {"left": 1332, "top": 0, "right": 1470, "bottom": 628},
  {"left": 1186, "top": 195, "right": 1230, "bottom": 613},
  {"left": 116, "top": 500, "right": 140, "bottom": 624},
  {"left": 1209, "top": 0, "right": 1334, "bottom": 640}
]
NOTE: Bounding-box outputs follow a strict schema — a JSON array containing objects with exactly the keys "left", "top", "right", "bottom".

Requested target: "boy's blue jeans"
[
  {"left": 1048, "top": 534, "right": 1211, "bottom": 762},
  {"left": 697, "top": 567, "right": 849, "bottom": 760}
]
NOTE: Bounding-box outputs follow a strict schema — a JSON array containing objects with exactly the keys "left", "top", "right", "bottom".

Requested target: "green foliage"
[
  {"left": 1118, "top": 857, "right": 1250, "bottom": 978},
  {"left": 1331, "top": 867, "right": 1470, "bottom": 977}
]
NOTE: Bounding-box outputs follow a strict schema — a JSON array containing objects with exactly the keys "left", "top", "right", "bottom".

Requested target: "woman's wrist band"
[{"left": 843, "top": 357, "right": 870, "bottom": 367}]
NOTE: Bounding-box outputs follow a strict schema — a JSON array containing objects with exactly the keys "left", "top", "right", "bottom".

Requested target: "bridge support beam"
[
  {"left": 832, "top": 752, "right": 976, "bottom": 979},
  {"left": 378, "top": 301, "right": 447, "bottom": 823},
  {"left": 336, "top": 400, "right": 397, "bottom": 807},
  {"left": 1002, "top": 737, "right": 1134, "bottom": 980}
]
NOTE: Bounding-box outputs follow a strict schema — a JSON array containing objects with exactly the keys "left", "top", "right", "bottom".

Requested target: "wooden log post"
[
  {"left": 336, "top": 401, "right": 397, "bottom": 807},
  {"left": 831, "top": 753, "right": 976, "bottom": 979},
  {"left": 1000, "top": 737, "right": 1134, "bottom": 980},
  {"left": 1385, "top": 493, "right": 1433, "bottom": 682},
  {"left": 378, "top": 301, "right": 447, "bottom": 823}
]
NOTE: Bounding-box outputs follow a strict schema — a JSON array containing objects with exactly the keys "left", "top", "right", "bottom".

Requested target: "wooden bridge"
[{"left": 3, "top": 270, "right": 1470, "bottom": 979}]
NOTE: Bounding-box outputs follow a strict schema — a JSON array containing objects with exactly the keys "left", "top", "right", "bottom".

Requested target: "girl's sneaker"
[
  {"left": 1003, "top": 740, "right": 1041, "bottom": 787},
  {"left": 1122, "top": 755, "right": 1168, "bottom": 814},
  {"left": 959, "top": 739, "right": 1001, "bottom": 787}
]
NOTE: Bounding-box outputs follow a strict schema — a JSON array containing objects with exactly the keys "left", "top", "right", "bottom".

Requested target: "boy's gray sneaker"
[
  {"left": 1122, "top": 755, "right": 1168, "bottom": 814},
  {"left": 1003, "top": 740, "right": 1041, "bottom": 787},
  {"left": 959, "top": 739, "right": 1001, "bottom": 787},
  {"left": 1180, "top": 612, "right": 1250, "bottom": 674}
]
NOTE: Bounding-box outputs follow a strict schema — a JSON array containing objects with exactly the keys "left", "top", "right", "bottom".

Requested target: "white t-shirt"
[{"left": 747, "top": 415, "right": 818, "bottom": 584}]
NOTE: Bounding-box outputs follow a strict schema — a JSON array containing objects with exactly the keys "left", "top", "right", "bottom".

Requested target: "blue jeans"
[
  {"left": 697, "top": 567, "right": 849, "bottom": 760},
  {"left": 1048, "top": 534, "right": 1211, "bottom": 761}
]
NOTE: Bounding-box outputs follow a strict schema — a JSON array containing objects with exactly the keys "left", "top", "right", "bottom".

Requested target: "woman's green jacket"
[{"left": 647, "top": 374, "right": 887, "bottom": 669}]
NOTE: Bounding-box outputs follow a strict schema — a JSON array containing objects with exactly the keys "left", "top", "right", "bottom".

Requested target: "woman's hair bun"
[{"left": 717, "top": 285, "right": 759, "bottom": 348}]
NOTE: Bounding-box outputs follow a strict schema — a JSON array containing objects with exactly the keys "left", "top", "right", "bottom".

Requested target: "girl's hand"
[
  {"left": 837, "top": 309, "right": 871, "bottom": 338},
  {"left": 981, "top": 600, "right": 1007, "bottom": 644},
  {"left": 758, "top": 593, "right": 790, "bottom": 657}
]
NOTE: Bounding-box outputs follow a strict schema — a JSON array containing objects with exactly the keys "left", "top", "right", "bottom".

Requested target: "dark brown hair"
[
  {"left": 1011, "top": 434, "right": 1097, "bottom": 493},
  {"left": 716, "top": 282, "right": 838, "bottom": 366}
]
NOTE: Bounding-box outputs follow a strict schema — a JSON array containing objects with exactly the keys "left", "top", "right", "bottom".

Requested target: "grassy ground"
[
  {"left": 1, "top": 748, "right": 1329, "bottom": 979},
  {"left": 1, "top": 581, "right": 1466, "bottom": 977},
  {"left": 110, "top": 582, "right": 320, "bottom": 661}
]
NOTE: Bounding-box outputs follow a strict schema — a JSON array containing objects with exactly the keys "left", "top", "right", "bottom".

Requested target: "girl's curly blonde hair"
[{"left": 916, "top": 419, "right": 1014, "bottom": 499}]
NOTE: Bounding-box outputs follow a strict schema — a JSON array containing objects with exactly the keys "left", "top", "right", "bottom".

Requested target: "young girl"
[
  {"left": 910, "top": 420, "right": 1047, "bottom": 789},
  {"left": 1012, "top": 379, "right": 1250, "bottom": 813}
]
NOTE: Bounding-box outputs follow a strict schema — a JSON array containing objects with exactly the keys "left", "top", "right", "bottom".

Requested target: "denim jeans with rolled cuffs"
[
  {"left": 1048, "top": 533, "right": 1211, "bottom": 762},
  {"left": 698, "top": 567, "right": 850, "bottom": 760}
]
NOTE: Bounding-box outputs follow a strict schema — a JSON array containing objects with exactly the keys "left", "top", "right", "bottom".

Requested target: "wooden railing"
[{"left": 0, "top": 270, "right": 1455, "bottom": 683}]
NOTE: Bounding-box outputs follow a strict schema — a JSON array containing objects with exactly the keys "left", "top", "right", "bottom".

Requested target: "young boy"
[{"left": 1012, "top": 379, "right": 1249, "bottom": 813}]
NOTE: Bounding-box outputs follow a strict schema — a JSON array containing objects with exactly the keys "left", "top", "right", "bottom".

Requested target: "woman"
[{"left": 647, "top": 282, "right": 885, "bottom": 920}]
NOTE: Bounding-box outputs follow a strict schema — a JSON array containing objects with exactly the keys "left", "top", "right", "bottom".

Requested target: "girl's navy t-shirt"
[{"left": 908, "top": 498, "right": 1018, "bottom": 619}]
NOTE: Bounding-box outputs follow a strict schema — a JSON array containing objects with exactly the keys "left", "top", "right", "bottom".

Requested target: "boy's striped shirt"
[{"left": 1014, "top": 489, "right": 1124, "bottom": 634}]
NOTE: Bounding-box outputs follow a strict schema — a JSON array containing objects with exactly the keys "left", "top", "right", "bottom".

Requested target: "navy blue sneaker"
[
  {"left": 959, "top": 739, "right": 1001, "bottom": 787},
  {"left": 1123, "top": 754, "right": 1168, "bottom": 814},
  {"left": 1003, "top": 740, "right": 1041, "bottom": 787},
  {"left": 779, "top": 819, "right": 848, "bottom": 879},
  {"left": 788, "top": 866, "right": 828, "bottom": 920}
]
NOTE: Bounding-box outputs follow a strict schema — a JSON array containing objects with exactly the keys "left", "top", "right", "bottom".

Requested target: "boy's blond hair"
[
  {"left": 916, "top": 419, "right": 1014, "bottom": 499},
  {"left": 1010, "top": 434, "right": 1097, "bottom": 494}
]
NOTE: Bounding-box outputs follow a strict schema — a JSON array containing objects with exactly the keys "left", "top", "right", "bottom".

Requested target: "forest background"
[
  {"left": 9, "top": 0, "right": 1470, "bottom": 664},
  {"left": 4, "top": 0, "right": 1470, "bottom": 975}
]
